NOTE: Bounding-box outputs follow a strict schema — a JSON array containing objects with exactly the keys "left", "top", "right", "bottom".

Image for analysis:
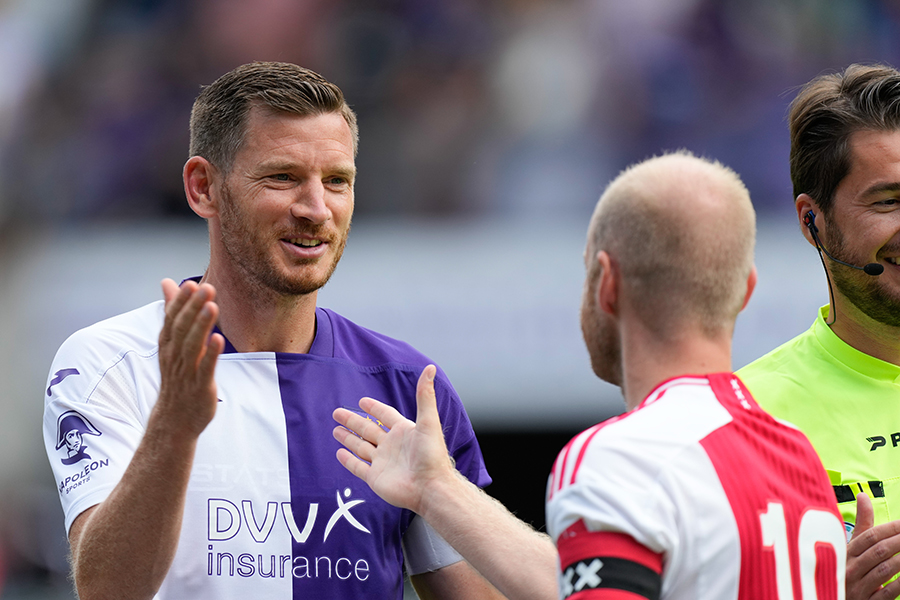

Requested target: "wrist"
[
  {"left": 152, "top": 386, "right": 214, "bottom": 438},
  {"left": 144, "top": 401, "right": 204, "bottom": 451},
  {"left": 417, "top": 465, "right": 470, "bottom": 522}
]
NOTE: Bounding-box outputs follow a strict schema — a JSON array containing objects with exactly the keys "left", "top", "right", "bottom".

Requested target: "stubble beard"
[
  {"left": 580, "top": 278, "right": 622, "bottom": 387},
  {"left": 828, "top": 223, "right": 900, "bottom": 327},
  {"left": 218, "top": 182, "right": 349, "bottom": 298}
]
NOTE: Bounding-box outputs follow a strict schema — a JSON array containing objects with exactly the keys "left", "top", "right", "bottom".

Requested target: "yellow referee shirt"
[{"left": 738, "top": 306, "right": 900, "bottom": 534}]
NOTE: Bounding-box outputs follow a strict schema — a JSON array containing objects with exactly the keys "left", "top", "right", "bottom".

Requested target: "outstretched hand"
[
  {"left": 332, "top": 365, "right": 454, "bottom": 515},
  {"left": 156, "top": 278, "right": 225, "bottom": 437},
  {"left": 846, "top": 492, "right": 900, "bottom": 600}
]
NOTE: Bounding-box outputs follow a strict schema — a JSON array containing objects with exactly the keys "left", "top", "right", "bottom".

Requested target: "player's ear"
[
  {"left": 184, "top": 156, "right": 220, "bottom": 219},
  {"left": 597, "top": 250, "right": 618, "bottom": 316},
  {"left": 740, "top": 265, "right": 757, "bottom": 312}
]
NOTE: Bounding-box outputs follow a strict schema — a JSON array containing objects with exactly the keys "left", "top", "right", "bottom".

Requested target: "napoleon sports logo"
[{"left": 55, "top": 410, "right": 101, "bottom": 465}]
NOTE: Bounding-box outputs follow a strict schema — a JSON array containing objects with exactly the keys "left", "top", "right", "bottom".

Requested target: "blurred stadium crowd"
[
  {"left": 2, "top": 0, "right": 900, "bottom": 597},
  {"left": 2, "top": 0, "right": 900, "bottom": 230}
]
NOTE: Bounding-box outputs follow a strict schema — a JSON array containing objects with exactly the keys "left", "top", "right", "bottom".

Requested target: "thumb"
[
  {"left": 415, "top": 365, "right": 443, "bottom": 435},
  {"left": 852, "top": 492, "right": 874, "bottom": 540}
]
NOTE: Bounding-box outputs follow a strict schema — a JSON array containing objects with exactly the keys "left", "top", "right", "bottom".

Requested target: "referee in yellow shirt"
[{"left": 738, "top": 63, "right": 900, "bottom": 600}]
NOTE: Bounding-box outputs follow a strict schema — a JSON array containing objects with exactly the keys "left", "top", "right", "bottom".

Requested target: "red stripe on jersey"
[
  {"left": 569, "top": 426, "right": 605, "bottom": 487},
  {"left": 701, "top": 373, "right": 843, "bottom": 600},
  {"left": 550, "top": 437, "right": 577, "bottom": 499},
  {"left": 638, "top": 375, "right": 709, "bottom": 409},
  {"left": 559, "top": 375, "right": 716, "bottom": 495},
  {"left": 557, "top": 519, "right": 663, "bottom": 575}
]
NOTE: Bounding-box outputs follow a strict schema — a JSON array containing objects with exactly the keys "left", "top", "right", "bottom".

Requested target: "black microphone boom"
[
  {"left": 815, "top": 242, "right": 884, "bottom": 276},
  {"left": 804, "top": 211, "right": 883, "bottom": 276}
]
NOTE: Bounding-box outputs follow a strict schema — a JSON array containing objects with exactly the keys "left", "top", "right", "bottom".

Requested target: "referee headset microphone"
[
  {"left": 803, "top": 210, "right": 884, "bottom": 326},
  {"left": 803, "top": 211, "right": 884, "bottom": 276}
]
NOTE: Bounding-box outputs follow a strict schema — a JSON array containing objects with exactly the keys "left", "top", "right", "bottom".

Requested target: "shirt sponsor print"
[
  {"left": 207, "top": 488, "right": 374, "bottom": 582},
  {"left": 55, "top": 410, "right": 109, "bottom": 494},
  {"left": 55, "top": 410, "right": 101, "bottom": 465}
]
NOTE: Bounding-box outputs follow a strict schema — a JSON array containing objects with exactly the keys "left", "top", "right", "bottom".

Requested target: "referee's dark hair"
[
  {"left": 789, "top": 63, "right": 900, "bottom": 217},
  {"left": 189, "top": 61, "right": 358, "bottom": 173}
]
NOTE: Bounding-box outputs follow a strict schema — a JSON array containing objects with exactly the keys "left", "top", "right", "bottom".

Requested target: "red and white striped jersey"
[{"left": 546, "top": 373, "right": 845, "bottom": 600}]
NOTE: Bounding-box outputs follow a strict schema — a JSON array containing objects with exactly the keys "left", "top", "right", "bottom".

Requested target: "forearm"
[
  {"left": 419, "top": 470, "right": 558, "bottom": 600},
  {"left": 71, "top": 420, "right": 199, "bottom": 600}
]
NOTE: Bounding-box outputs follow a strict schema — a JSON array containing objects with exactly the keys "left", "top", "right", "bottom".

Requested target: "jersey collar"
[
  {"left": 182, "top": 276, "right": 334, "bottom": 356},
  {"left": 813, "top": 305, "right": 900, "bottom": 383}
]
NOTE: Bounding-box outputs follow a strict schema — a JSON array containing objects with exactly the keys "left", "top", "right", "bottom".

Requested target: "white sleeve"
[
  {"left": 401, "top": 514, "right": 464, "bottom": 575},
  {"left": 43, "top": 325, "right": 155, "bottom": 534},
  {"left": 546, "top": 423, "right": 677, "bottom": 554}
]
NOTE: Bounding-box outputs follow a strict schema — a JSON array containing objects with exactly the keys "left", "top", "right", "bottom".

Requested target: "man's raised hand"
[
  {"left": 157, "top": 278, "right": 224, "bottom": 437},
  {"left": 332, "top": 365, "right": 454, "bottom": 515},
  {"left": 847, "top": 492, "right": 900, "bottom": 600}
]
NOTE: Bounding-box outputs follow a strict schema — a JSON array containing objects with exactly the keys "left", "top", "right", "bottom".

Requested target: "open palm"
[{"left": 333, "top": 365, "right": 455, "bottom": 515}]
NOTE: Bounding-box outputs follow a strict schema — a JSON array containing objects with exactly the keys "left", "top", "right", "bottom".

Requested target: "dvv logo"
[
  {"left": 55, "top": 410, "right": 101, "bottom": 465},
  {"left": 209, "top": 488, "right": 372, "bottom": 544}
]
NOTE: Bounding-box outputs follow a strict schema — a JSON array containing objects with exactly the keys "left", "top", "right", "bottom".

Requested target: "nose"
[{"left": 290, "top": 180, "right": 331, "bottom": 224}]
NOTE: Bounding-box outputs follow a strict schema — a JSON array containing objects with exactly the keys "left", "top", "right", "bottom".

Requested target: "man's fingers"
[
  {"left": 415, "top": 365, "right": 442, "bottom": 433},
  {"left": 850, "top": 550, "right": 900, "bottom": 598},
  {"left": 335, "top": 447, "right": 371, "bottom": 481},
  {"left": 161, "top": 278, "right": 181, "bottom": 304},
  {"left": 848, "top": 497, "right": 900, "bottom": 557},
  {"left": 853, "top": 492, "right": 876, "bottom": 540},
  {"left": 357, "top": 396, "right": 404, "bottom": 430},
  {"left": 180, "top": 298, "right": 219, "bottom": 362},
  {"left": 332, "top": 426, "right": 376, "bottom": 464},
  {"left": 164, "top": 279, "right": 197, "bottom": 317},
  {"left": 166, "top": 284, "right": 218, "bottom": 358},
  {"left": 333, "top": 408, "right": 388, "bottom": 447},
  {"left": 198, "top": 332, "right": 225, "bottom": 381},
  {"left": 850, "top": 522, "right": 900, "bottom": 560},
  {"left": 877, "top": 573, "right": 900, "bottom": 600}
]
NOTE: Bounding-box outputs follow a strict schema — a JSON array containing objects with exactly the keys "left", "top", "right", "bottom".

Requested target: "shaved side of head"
[{"left": 586, "top": 150, "right": 756, "bottom": 339}]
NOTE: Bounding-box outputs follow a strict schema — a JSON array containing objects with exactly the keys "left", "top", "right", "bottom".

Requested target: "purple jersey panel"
[{"left": 271, "top": 308, "right": 490, "bottom": 598}]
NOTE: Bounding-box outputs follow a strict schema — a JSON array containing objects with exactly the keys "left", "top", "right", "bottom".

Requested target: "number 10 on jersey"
[{"left": 760, "top": 501, "right": 846, "bottom": 599}]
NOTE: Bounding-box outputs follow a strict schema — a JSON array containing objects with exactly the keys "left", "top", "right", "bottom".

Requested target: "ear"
[
  {"left": 183, "top": 156, "right": 220, "bottom": 219},
  {"left": 740, "top": 265, "right": 757, "bottom": 312},
  {"left": 596, "top": 250, "right": 619, "bottom": 316},
  {"left": 795, "top": 193, "right": 821, "bottom": 249}
]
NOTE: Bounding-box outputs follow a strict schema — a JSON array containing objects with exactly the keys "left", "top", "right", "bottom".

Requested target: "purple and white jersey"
[{"left": 43, "top": 300, "right": 490, "bottom": 599}]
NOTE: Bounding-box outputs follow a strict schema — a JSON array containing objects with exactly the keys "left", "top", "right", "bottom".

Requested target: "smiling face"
[
  {"left": 825, "top": 129, "right": 900, "bottom": 326},
  {"left": 212, "top": 107, "right": 356, "bottom": 297}
]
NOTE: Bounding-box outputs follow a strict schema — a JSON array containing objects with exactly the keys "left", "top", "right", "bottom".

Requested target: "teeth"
[
  {"left": 888, "top": 257, "right": 900, "bottom": 265},
  {"left": 290, "top": 238, "right": 322, "bottom": 247}
]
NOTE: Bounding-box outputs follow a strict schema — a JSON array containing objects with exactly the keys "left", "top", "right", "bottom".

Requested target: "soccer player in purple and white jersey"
[{"left": 43, "top": 62, "right": 501, "bottom": 600}]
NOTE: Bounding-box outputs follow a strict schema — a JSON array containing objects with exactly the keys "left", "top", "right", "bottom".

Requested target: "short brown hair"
[
  {"left": 790, "top": 63, "right": 900, "bottom": 215},
  {"left": 189, "top": 62, "right": 358, "bottom": 171}
]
